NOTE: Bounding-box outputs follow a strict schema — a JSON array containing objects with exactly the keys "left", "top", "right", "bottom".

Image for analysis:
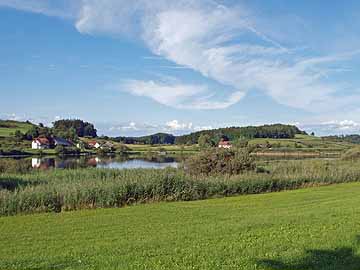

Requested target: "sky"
[{"left": 1, "top": 0, "right": 360, "bottom": 136}]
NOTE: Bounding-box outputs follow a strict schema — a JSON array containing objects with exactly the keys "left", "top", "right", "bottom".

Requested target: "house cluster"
[
  {"left": 31, "top": 137, "right": 73, "bottom": 149},
  {"left": 32, "top": 137, "right": 114, "bottom": 150}
]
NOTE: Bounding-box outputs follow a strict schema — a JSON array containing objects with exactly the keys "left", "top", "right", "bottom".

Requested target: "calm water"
[{"left": 26, "top": 156, "right": 179, "bottom": 170}]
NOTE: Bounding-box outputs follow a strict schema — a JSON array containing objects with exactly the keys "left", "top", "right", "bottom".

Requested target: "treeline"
[
  {"left": 53, "top": 119, "right": 97, "bottom": 138},
  {"left": 323, "top": 134, "right": 360, "bottom": 144},
  {"left": 113, "top": 133, "right": 175, "bottom": 145},
  {"left": 14, "top": 119, "right": 97, "bottom": 141},
  {"left": 175, "top": 124, "right": 306, "bottom": 145}
]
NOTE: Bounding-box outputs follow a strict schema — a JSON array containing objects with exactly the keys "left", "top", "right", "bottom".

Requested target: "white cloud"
[
  {"left": 166, "top": 120, "right": 192, "bottom": 131},
  {"left": 299, "top": 119, "right": 360, "bottom": 136},
  {"left": 99, "top": 119, "right": 213, "bottom": 136},
  {"left": 72, "top": 0, "right": 360, "bottom": 111},
  {"left": 120, "top": 79, "right": 244, "bottom": 109}
]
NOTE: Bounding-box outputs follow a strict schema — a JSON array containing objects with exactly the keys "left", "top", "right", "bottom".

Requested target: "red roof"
[
  {"left": 34, "top": 137, "right": 50, "bottom": 145},
  {"left": 88, "top": 141, "right": 98, "bottom": 145}
]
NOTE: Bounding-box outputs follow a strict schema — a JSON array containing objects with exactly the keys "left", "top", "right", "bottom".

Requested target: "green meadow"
[
  {"left": 0, "top": 120, "right": 34, "bottom": 137},
  {"left": 1, "top": 183, "right": 360, "bottom": 270}
]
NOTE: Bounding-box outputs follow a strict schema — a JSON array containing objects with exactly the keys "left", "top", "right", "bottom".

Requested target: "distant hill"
[
  {"left": 113, "top": 124, "right": 307, "bottom": 145},
  {"left": 113, "top": 133, "right": 176, "bottom": 145},
  {"left": 0, "top": 120, "right": 35, "bottom": 137},
  {"left": 175, "top": 124, "right": 307, "bottom": 145}
]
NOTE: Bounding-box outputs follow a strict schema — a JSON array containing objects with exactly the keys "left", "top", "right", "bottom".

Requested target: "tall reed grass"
[{"left": 1, "top": 159, "right": 360, "bottom": 215}]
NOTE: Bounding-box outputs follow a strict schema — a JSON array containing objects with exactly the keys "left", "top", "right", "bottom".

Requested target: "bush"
[{"left": 184, "top": 148, "right": 256, "bottom": 176}]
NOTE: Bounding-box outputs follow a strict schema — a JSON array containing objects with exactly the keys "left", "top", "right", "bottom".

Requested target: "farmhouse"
[
  {"left": 218, "top": 139, "right": 232, "bottom": 149},
  {"left": 31, "top": 137, "right": 51, "bottom": 149},
  {"left": 88, "top": 141, "right": 101, "bottom": 149}
]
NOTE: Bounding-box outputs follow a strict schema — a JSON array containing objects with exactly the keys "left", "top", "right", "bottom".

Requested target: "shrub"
[{"left": 184, "top": 148, "right": 256, "bottom": 176}]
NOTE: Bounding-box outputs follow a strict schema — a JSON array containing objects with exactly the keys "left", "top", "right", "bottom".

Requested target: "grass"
[
  {"left": 1, "top": 182, "right": 360, "bottom": 269},
  {"left": 250, "top": 134, "right": 354, "bottom": 154},
  {"left": 2, "top": 159, "right": 360, "bottom": 215}
]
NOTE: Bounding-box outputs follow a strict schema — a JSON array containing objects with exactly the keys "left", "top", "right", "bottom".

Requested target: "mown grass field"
[
  {"left": 250, "top": 134, "right": 353, "bottom": 153},
  {"left": 0, "top": 120, "right": 34, "bottom": 137},
  {"left": 1, "top": 183, "right": 360, "bottom": 270}
]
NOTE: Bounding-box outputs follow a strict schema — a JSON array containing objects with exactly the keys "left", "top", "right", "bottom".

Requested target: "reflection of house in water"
[
  {"left": 87, "top": 157, "right": 101, "bottom": 167},
  {"left": 32, "top": 158, "right": 41, "bottom": 168},
  {"left": 31, "top": 158, "right": 55, "bottom": 169}
]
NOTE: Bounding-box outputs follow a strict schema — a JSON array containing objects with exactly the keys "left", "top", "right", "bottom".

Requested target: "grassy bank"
[
  {"left": 2, "top": 159, "right": 360, "bottom": 215},
  {"left": 1, "top": 183, "right": 360, "bottom": 269}
]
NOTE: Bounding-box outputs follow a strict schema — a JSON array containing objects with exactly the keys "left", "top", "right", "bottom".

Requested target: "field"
[
  {"left": 250, "top": 134, "right": 353, "bottom": 155},
  {"left": 1, "top": 183, "right": 360, "bottom": 269},
  {"left": 0, "top": 120, "right": 34, "bottom": 137}
]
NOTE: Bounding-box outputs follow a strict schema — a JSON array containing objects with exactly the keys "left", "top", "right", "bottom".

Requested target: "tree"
[
  {"left": 184, "top": 147, "right": 256, "bottom": 176},
  {"left": 198, "top": 134, "right": 214, "bottom": 149},
  {"left": 14, "top": 130, "right": 23, "bottom": 140},
  {"left": 25, "top": 126, "right": 39, "bottom": 140},
  {"left": 53, "top": 119, "right": 97, "bottom": 138}
]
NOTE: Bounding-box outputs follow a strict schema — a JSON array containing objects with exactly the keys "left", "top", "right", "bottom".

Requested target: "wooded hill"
[
  {"left": 174, "top": 124, "right": 307, "bottom": 145},
  {"left": 113, "top": 133, "right": 176, "bottom": 145},
  {"left": 112, "top": 124, "right": 306, "bottom": 145}
]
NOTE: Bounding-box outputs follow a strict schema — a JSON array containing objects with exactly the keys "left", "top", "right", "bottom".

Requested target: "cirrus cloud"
[{"left": 2, "top": 0, "right": 360, "bottom": 112}]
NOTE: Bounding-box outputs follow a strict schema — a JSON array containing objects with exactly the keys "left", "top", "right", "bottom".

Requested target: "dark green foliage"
[
  {"left": 184, "top": 148, "right": 256, "bottom": 176},
  {"left": 114, "top": 133, "right": 175, "bottom": 145},
  {"left": 53, "top": 119, "right": 97, "bottom": 138},
  {"left": 24, "top": 125, "right": 52, "bottom": 140},
  {"left": 14, "top": 130, "right": 24, "bottom": 140},
  {"left": 175, "top": 124, "right": 306, "bottom": 145}
]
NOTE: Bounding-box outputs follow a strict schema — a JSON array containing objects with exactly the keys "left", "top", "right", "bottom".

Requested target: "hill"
[
  {"left": 175, "top": 123, "right": 306, "bottom": 144},
  {"left": 1, "top": 183, "right": 360, "bottom": 269},
  {"left": 0, "top": 120, "right": 35, "bottom": 137},
  {"left": 114, "top": 132, "right": 175, "bottom": 145}
]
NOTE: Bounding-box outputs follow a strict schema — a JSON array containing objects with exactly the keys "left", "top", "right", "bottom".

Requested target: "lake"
[{"left": 24, "top": 155, "right": 179, "bottom": 170}]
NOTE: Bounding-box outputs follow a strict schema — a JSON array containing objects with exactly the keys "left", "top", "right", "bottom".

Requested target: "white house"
[{"left": 32, "top": 138, "right": 50, "bottom": 149}]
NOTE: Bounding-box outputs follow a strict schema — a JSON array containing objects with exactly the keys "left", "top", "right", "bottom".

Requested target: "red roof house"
[
  {"left": 32, "top": 137, "right": 51, "bottom": 149},
  {"left": 218, "top": 139, "right": 232, "bottom": 149}
]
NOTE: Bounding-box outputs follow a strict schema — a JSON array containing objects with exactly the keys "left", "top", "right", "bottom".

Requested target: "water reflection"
[{"left": 28, "top": 156, "right": 179, "bottom": 170}]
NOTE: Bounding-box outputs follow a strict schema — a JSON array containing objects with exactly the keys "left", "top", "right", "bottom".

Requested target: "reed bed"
[{"left": 1, "top": 159, "right": 360, "bottom": 215}]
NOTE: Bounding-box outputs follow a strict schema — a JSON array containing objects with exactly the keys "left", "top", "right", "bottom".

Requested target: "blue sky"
[{"left": 1, "top": 0, "right": 360, "bottom": 136}]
